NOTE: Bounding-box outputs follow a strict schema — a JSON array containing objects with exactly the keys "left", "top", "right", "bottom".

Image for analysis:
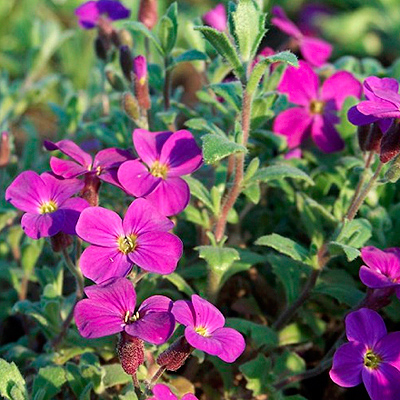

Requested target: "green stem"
[{"left": 163, "top": 58, "right": 171, "bottom": 111}]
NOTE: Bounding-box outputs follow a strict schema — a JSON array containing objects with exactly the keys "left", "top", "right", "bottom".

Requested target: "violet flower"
[
  {"left": 44, "top": 139, "right": 133, "bottom": 188},
  {"left": 348, "top": 76, "right": 398, "bottom": 133},
  {"left": 202, "top": 4, "right": 227, "bottom": 32},
  {"left": 274, "top": 61, "right": 362, "bottom": 153},
  {"left": 118, "top": 129, "right": 203, "bottom": 216},
  {"left": 133, "top": 55, "right": 151, "bottom": 110},
  {"left": 74, "top": 277, "right": 175, "bottom": 344},
  {"left": 330, "top": 308, "right": 400, "bottom": 400},
  {"left": 5, "top": 171, "right": 88, "bottom": 239},
  {"left": 147, "top": 384, "right": 198, "bottom": 400},
  {"left": 75, "top": 0, "right": 130, "bottom": 29},
  {"left": 172, "top": 295, "right": 245, "bottom": 363},
  {"left": 271, "top": 6, "right": 332, "bottom": 67},
  {"left": 76, "top": 198, "right": 183, "bottom": 283}
]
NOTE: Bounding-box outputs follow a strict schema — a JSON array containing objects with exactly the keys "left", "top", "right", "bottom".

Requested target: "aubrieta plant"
[{"left": 4, "top": 0, "right": 400, "bottom": 399}]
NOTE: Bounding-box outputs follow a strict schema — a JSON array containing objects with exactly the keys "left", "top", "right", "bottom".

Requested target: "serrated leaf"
[
  {"left": 328, "top": 242, "right": 360, "bottom": 261},
  {"left": 335, "top": 218, "right": 372, "bottom": 249},
  {"left": 251, "top": 165, "right": 314, "bottom": 185},
  {"left": 202, "top": 134, "right": 247, "bottom": 164},
  {"left": 196, "top": 245, "right": 240, "bottom": 276},
  {"left": 163, "top": 273, "right": 195, "bottom": 297},
  {"left": 0, "top": 359, "right": 28, "bottom": 400}
]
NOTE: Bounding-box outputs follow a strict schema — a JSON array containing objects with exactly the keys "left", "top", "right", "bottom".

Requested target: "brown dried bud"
[
  {"left": 80, "top": 174, "right": 101, "bottom": 207},
  {"left": 94, "top": 36, "right": 109, "bottom": 61},
  {"left": 117, "top": 332, "right": 145, "bottom": 376},
  {"left": 122, "top": 92, "right": 140, "bottom": 121},
  {"left": 380, "top": 120, "right": 400, "bottom": 163},
  {"left": 50, "top": 232, "right": 73, "bottom": 253},
  {"left": 119, "top": 45, "right": 133, "bottom": 82},
  {"left": 138, "top": 0, "right": 158, "bottom": 30},
  {"left": 105, "top": 70, "right": 125, "bottom": 91},
  {"left": 156, "top": 336, "right": 193, "bottom": 371},
  {"left": 0, "top": 131, "right": 10, "bottom": 168},
  {"left": 365, "top": 123, "right": 383, "bottom": 153}
]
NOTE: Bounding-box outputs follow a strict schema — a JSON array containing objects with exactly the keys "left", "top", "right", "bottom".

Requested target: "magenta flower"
[
  {"left": 147, "top": 384, "right": 198, "bottom": 400},
  {"left": 359, "top": 246, "right": 400, "bottom": 297},
  {"left": 76, "top": 198, "right": 183, "bottom": 283},
  {"left": 348, "top": 76, "right": 398, "bottom": 133},
  {"left": 118, "top": 129, "right": 203, "bottom": 216},
  {"left": 74, "top": 277, "right": 175, "bottom": 344},
  {"left": 274, "top": 61, "right": 362, "bottom": 153},
  {"left": 133, "top": 55, "right": 147, "bottom": 84},
  {"left": 202, "top": 4, "right": 227, "bottom": 32},
  {"left": 271, "top": 6, "right": 332, "bottom": 67},
  {"left": 172, "top": 295, "right": 245, "bottom": 363},
  {"left": 75, "top": 0, "right": 130, "bottom": 29},
  {"left": 330, "top": 308, "right": 400, "bottom": 400},
  {"left": 5, "top": 171, "right": 88, "bottom": 239},
  {"left": 44, "top": 140, "right": 133, "bottom": 188}
]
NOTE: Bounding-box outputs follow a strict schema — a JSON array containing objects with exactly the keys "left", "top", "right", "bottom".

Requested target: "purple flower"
[
  {"left": 348, "top": 77, "right": 398, "bottom": 133},
  {"left": 75, "top": 0, "right": 131, "bottom": 29},
  {"left": 298, "top": 4, "right": 332, "bottom": 37},
  {"left": 76, "top": 198, "right": 183, "bottom": 283},
  {"left": 133, "top": 55, "right": 147, "bottom": 85},
  {"left": 202, "top": 4, "right": 227, "bottom": 32},
  {"left": 172, "top": 295, "right": 245, "bottom": 363},
  {"left": 359, "top": 246, "right": 400, "bottom": 297},
  {"left": 44, "top": 139, "right": 133, "bottom": 188},
  {"left": 5, "top": 171, "right": 88, "bottom": 239},
  {"left": 271, "top": 6, "right": 332, "bottom": 67},
  {"left": 118, "top": 129, "right": 203, "bottom": 216},
  {"left": 74, "top": 277, "right": 175, "bottom": 344},
  {"left": 274, "top": 61, "right": 362, "bottom": 153},
  {"left": 147, "top": 384, "right": 198, "bottom": 400},
  {"left": 284, "top": 148, "right": 302, "bottom": 159},
  {"left": 330, "top": 308, "right": 400, "bottom": 400}
]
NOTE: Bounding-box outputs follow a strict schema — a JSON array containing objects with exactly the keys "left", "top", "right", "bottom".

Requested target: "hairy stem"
[
  {"left": 147, "top": 366, "right": 166, "bottom": 390},
  {"left": 163, "top": 58, "right": 171, "bottom": 111}
]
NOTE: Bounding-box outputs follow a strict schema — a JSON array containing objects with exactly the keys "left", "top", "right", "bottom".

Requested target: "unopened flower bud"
[
  {"left": 357, "top": 125, "right": 370, "bottom": 152},
  {"left": 119, "top": 45, "right": 133, "bottom": 82},
  {"left": 106, "top": 69, "right": 125, "bottom": 91},
  {"left": 384, "top": 153, "right": 400, "bottom": 183},
  {"left": 94, "top": 36, "right": 109, "bottom": 61},
  {"left": 117, "top": 332, "right": 145, "bottom": 376},
  {"left": 50, "top": 232, "right": 73, "bottom": 253},
  {"left": 0, "top": 131, "right": 10, "bottom": 168},
  {"left": 122, "top": 92, "right": 140, "bottom": 121},
  {"left": 380, "top": 120, "right": 400, "bottom": 163},
  {"left": 365, "top": 123, "right": 383, "bottom": 153},
  {"left": 138, "top": 0, "right": 158, "bottom": 30},
  {"left": 156, "top": 336, "right": 193, "bottom": 371},
  {"left": 118, "top": 29, "right": 134, "bottom": 48},
  {"left": 80, "top": 174, "right": 101, "bottom": 206},
  {"left": 133, "top": 55, "right": 151, "bottom": 110}
]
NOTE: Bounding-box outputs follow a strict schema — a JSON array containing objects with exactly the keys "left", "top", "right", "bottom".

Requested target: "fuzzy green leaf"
[
  {"left": 251, "top": 165, "right": 314, "bottom": 185},
  {"left": 202, "top": 134, "right": 247, "bottom": 164}
]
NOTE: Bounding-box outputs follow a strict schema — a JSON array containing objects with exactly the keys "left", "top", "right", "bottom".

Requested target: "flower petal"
[
  {"left": 364, "top": 77, "right": 399, "bottom": 102},
  {"left": 74, "top": 0, "right": 100, "bottom": 29},
  {"left": 159, "top": 130, "right": 203, "bottom": 177},
  {"left": 277, "top": 61, "right": 319, "bottom": 106},
  {"left": 44, "top": 140, "right": 92, "bottom": 167},
  {"left": 129, "top": 231, "right": 183, "bottom": 274},
  {"left": 299, "top": 36, "right": 332, "bottom": 67},
  {"left": 211, "top": 327, "right": 245, "bottom": 363},
  {"left": 49, "top": 157, "right": 88, "bottom": 178},
  {"left": 133, "top": 129, "right": 173, "bottom": 166},
  {"left": 138, "top": 295, "right": 173, "bottom": 314},
  {"left": 152, "top": 384, "right": 178, "bottom": 400},
  {"left": 144, "top": 177, "right": 190, "bottom": 216},
  {"left": 362, "top": 363, "right": 400, "bottom": 400},
  {"left": 375, "top": 332, "right": 400, "bottom": 369},
  {"left": 172, "top": 300, "right": 195, "bottom": 327},
  {"left": 21, "top": 211, "right": 64, "bottom": 239},
  {"left": 40, "top": 172, "right": 84, "bottom": 205},
  {"left": 97, "top": 0, "right": 131, "bottom": 21},
  {"left": 271, "top": 6, "right": 302, "bottom": 38},
  {"left": 184, "top": 325, "right": 222, "bottom": 357},
  {"left": 118, "top": 159, "right": 161, "bottom": 197},
  {"left": 311, "top": 114, "right": 345, "bottom": 153},
  {"left": 273, "top": 107, "right": 313, "bottom": 148},
  {"left": 59, "top": 197, "right": 89, "bottom": 235},
  {"left": 123, "top": 198, "right": 173, "bottom": 236},
  {"left": 361, "top": 246, "right": 400, "bottom": 277},
  {"left": 182, "top": 394, "right": 198, "bottom": 400},
  {"left": 348, "top": 106, "right": 379, "bottom": 127},
  {"left": 76, "top": 206, "right": 123, "bottom": 247},
  {"left": 357, "top": 100, "right": 400, "bottom": 119},
  {"left": 345, "top": 308, "right": 387, "bottom": 347},
  {"left": 93, "top": 148, "right": 134, "bottom": 170},
  {"left": 329, "top": 342, "right": 365, "bottom": 387},
  {"left": 191, "top": 295, "right": 225, "bottom": 332},
  {"left": 79, "top": 246, "right": 132, "bottom": 283},
  {"left": 359, "top": 266, "right": 397, "bottom": 289}
]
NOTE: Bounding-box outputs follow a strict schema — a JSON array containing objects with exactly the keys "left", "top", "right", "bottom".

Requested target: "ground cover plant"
[{"left": 3, "top": 0, "right": 400, "bottom": 399}]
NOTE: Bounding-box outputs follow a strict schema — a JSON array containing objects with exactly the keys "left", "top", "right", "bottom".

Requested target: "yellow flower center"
[
  {"left": 310, "top": 100, "right": 325, "bottom": 115},
  {"left": 118, "top": 234, "right": 138, "bottom": 254},
  {"left": 123, "top": 310, "right": 140, "bottom": 324},
  {"left": 195, "top": 326, "right": 209, "bottom": 337},
  {"left": 364, "top": 349, "right": 381, "bottom": 369},
  {"left": 150, "top": 160, "right": 168, "bottom": 179},
  {"left": 39, "top": 200, "right": 58, "bottom": 214}
]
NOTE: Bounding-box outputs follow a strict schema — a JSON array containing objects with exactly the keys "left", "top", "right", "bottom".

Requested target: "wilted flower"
[
  {"left": 330, "top": 308, "right": 400, "bottom": 400},
  {"left": 271, "top": 6, "right": 332, "bottom": 67},
  {"left": 5, "top": 171, "right": 88, "bottom": 239},
  {"left": 274, "top": 61, "right": 362, "bottom": 153},
  {"left": 76, "top": 198, "right": 183, "bottom": 283},
  {"left": 147, "top": 384, "right": 198, "bottom": 400},
  {"left": 172, "top": 295, "right": 245, "bottom": 363},
  {"left": 118, "top": 129, "right": 203, "bottom": 216},
  {"left": 202, "top": 4, "right": 227, "bottom": 32}
]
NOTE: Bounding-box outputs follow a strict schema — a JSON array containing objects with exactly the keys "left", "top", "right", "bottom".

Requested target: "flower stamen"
[
  {"left": 195, "top": 326, "right": 209, "bottom": 337},
  {"left": 310, "top": 100, "right": 325, "bottom": 115},
  {"left": 118, "top": 234, "right": 137, "bottom": 254},
  {"left": 150, "top": 160, "right": 168, "bottom": 179},
  {"left": 364, "top": 349, "right": 382, "bottom": 369},
  {"left": 39, "top": 200, "right": 58, "bottom": 214}
]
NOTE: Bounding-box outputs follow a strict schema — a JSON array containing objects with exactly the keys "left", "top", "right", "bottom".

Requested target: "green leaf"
[
  {"left": 102, "top": 364, "right": 131, "bottom": 388},
  {"left": 123, "top": 22, "right": 163, "bottom": 55},
  {"left": 251, "top": 165, "right": 314, "bottom": 185},
  {"left": 21, "top": 238, "right": 44, "bottom": 277},
  {"left": 240, "top": 354, "right": 272, "bottom": 395},
  {"left": 32, "top": 366, "right": 66, "bottom": 400},
  {"left": 0, "top": 359, "right": 28, "bottom": 400},
  {"left": 244, "top": 157, "right": 260, "bottom": 181},
  {"left": 256, "top": 233, "right": 309, "bottom": 263},
  {"left": 158, "top": 16, "right": 177, "bottom": 55},
  {"left": 184, "top": 176, "right": 214, "bottom": 211},
  {"left": 209, "top": 81, "right": 242, "bottom": 112},
  {"left": 0, "top": 209, "right": 16, "bottom": 232},
  {"left": 195, "top": 26, "right": 245, "bottom": 81},
  {"left": 196, "top": 245, "right": 240, "bottom": 276},
  {"left": 243, "top": 182, "right": 260, "bottom": 204},
  {"left": 328, "top": 242, "right": 360, "bottom": 261},
  {"left": 163, "top": 273, "right": 195, "bottom": 297},
  {"left": 202, "top": 134, "right": 247, "bottom": 164},
  {"left": 173, "top": 49, "right": 208, "bottom": 65},
  {"left": 273, "top": 350, "right": 305, "bottom": 380}
]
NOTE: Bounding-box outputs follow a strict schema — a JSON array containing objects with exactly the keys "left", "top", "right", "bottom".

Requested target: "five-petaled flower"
[
  {"left": 76, "top": 198, "right": 183, "bottom": 283},
  {"left": 118, "top": 129, "right": 203, "bottom": 216},
  {"left": 274, "top": 61, "right": 362, "bottom": 153},
  {"left": 271, "top": 6, "right": 332, "bottom": 67},
  {"left": 74, "top": 277, "right": 175, "bottom": 344},
  {"left": 172, "top": 295, "right": 245, "bottom": 363},
  {"left": 330, "top": 308, "right": 400, "bottom": 400},
  {"left": 147, "top": 384, "right": 198, "bottom": 400},
  {"left": 5, "top": 171, "right": 88, "bottom": 239}
]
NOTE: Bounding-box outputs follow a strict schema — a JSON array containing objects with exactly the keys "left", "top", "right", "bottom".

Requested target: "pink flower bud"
[
  {"left": 0, "top": 131, "right": 10, "bottom": 168},
  {"left": 133, "top": 55, "right": 151, "bottom": 110},
  {"left": 117, "top": 332, "right": 145, "bottom": 377},
  {"left": 157, "top": 336, "right": 193, "bottom": 371},
  {"left": 138, "top": 0, "right": 158, "bottom": 30}
]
